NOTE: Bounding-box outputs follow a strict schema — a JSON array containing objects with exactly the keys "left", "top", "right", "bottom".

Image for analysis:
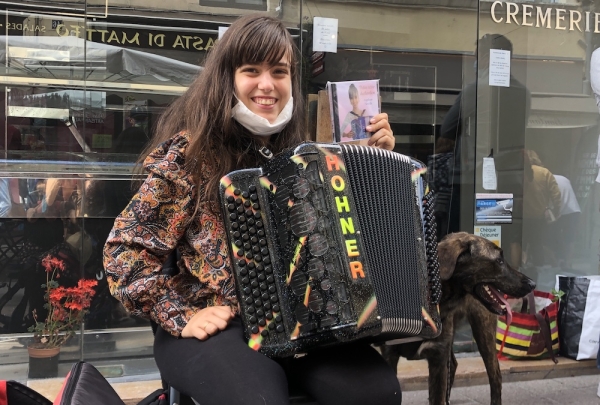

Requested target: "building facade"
[{"left": 0, "top": 0, "right": 598, "bottom": 380}]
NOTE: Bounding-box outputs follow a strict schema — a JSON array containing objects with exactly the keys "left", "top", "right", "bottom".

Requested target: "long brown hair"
[{"left": 140, "top": 14, "right": 306, "bottom": 213}]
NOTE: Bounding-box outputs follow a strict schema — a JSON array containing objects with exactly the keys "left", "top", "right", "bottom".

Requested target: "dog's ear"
[{"left": 437, "top": 232, "right": 471, "bottom": 280}]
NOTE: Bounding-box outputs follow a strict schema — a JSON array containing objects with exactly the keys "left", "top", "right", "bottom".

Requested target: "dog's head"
[{"left": 437, "top": 232, "right": 535, "bottom": 321}]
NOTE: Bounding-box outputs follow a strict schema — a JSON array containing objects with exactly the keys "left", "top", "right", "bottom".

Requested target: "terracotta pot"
[{"left": 27, "top": 346, "right": 60, "bottom": 379}]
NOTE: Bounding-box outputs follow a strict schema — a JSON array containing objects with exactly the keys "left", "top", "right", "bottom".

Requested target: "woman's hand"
[
  {"left": 366, "top": 113, "right": 395, "bottom": 150},
  {"left": 181, "top": 306, "right": 234, "bottom": 341}
]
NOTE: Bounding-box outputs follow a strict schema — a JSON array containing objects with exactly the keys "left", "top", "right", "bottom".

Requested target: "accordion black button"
[
  {"left": 256, "top": 221, "right": 263, "bottom": 228},
  {"left": 240, "top": 268, "right": 248, "bottom": 276},
  {"left": 251, "top": 326, "right": 259, "bottom": 334},
  {"left": 263, "top": 302, "right": 271, "bottom": 310},
  {"left": 270, "top": 295, "right": 278, "bottom": 303},
  {"left": 245, "top": 209, "right": 253, "bottom": 217},
  {"left": 241, "top": 277, "right": 250, "bottom": 284},
  {"left": 254, "top": 212, "right": 261, "bottom": 219},
  {"left": 244, "top": 243, "right": 251, "bottom": 250},
  {"left": 262, "top": 292, "right": 269, "bottom": 301},
  {"left": 259, "top": 239, "right": 267, "bottom": 246},
  {"left": 233, "top": 231, "right": 241, "bottom": 239},
  {"left": 268, "top": 321, "right": 275, "bottom": 329},
  {"left": 232, "top": 223, "right": 239, "bottom": 230},
  {"left": 249, "top": 227, "right": 257, "bottom": 235},
  {"left": 273, "top": 305, "right": 280, "bottom": 313},
  {"left": 235, "top": 198, "right": 242, "bottom": 205},
  {"left": 245, "top": 297, "right": 253, "bottom": 305},
  {"left": 263, "top": 257, "right": 271, "bottom": 264},
  {"left": 268, "top": 285, "right": 276, "bottom": 293},
  {"left": 248, "top": 218, "right": 255, "bottom": 226},
  {"left": 249, "top": 271, "right": 257, "bottom": 278},
  {"left": 251, "top": 236, "right": 258, "bottom": 244},
  {"left": 253, "top": 203, "right": 260, "bottom": 210},
  {"left": 240, "top": 225, "right": 248, "bottom": 232},
  {"left": 261, "top": 329, "right": 269, "bottom": 337},
  {"left": 251, "top": 280, "right": 258, "bottom": 288},
  {"left": 237, "top": 206, "right": 244, "bottom": 214},
  {"left": 235, "top": 240, "right": 243, "bottom": 247},
  {"left": 254, "top": 299, "right": 262, "bottom": 307},
  {"left": 242, "top": 191, "right": 249, "bottom": 198},
  {"left": 227, "top": 196, "right": 235, "bottom": 203},
  {"left": 244, "top": 200, "right": 251, "bottom": 208},
  {"left": 238, "top": 260, "right": 246, "bottom": 267},
  {"left": 229, "top": 213, "right": 237, "bottom": 220},
  {"left": 253, "top": 246, "right": 260, "bottom": 253},
  {"left": 251, "top": 193, "right": 258, "bottom": 201},
  {"left": 261, "top": 248, "right": 269, "bottom": 256},
  {"left": 276, "top": 325, "right": 284, "bottom": 333},
  {"left": 245, "top": 252, "right": 253, "bottom": 259},
  {"left": 246, "top": 306, "right": 255, "bottom": 314},
  {"left": 234, "top": 189, "right": 241, "bottom": 196},
  {"left": 227, "top": 204, "right": 235, "bottom": 212},
  {"left": 258, "top": 230, "right": 265, "bottom": 237},
  {"left": 265, "top": 267, "right": 273, "bottom": 274},
  {"left": 237, "top": 249, "right": 244, "bottom": 257},
  {"left": 249, "top": 185, "right": 257, "bottom": 192},
  {"left": 247, "top": 262, "right": 255, "bottom": 269},
  {"left": 239, "top": 216, "right": 246, "bottom": 223},
  {"left": 253, "top": 289, "right": 261, "bottom": 298},
  {"left": 258, "top": 274, "right": 266, "bottom": 282},
  {"left": 266, "top": 312, "right": 273, "bottom": 320},
  {"left": 256, "top": 309, "right": 264, "bottom": 316},
  {"left": 242, "top": 234, "right": 250, "bottom": 241},
  {"left": 254, "top": 255, "right": 262, "bottom": 262},
  {"left": 258, "top": 318, "right": 266, "bottom": 327},
  {"left": 243, "top": 287, "right": 251, "bottom": 295}
]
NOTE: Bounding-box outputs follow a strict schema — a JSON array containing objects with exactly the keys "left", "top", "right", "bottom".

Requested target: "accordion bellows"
[{"left": 219, "top": 143, "right": 442, "bottom": 357}]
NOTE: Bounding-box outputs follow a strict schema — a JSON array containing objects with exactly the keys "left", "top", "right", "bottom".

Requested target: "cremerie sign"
[{"left": 491, "top": 0, "right": 600, "bottom": 32}]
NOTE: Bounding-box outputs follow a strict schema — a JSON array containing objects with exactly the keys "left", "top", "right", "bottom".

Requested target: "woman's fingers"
[
  {"left": 366, "top": 113, "right": 395, "bottom": 150},
  {"left": 181, "top": 306, "right": 234, "bottom": 340}
]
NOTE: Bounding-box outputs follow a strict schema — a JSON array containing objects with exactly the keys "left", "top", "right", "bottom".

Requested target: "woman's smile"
[{"left": 234, "top": 56, "right": 291, "bottom": 123}]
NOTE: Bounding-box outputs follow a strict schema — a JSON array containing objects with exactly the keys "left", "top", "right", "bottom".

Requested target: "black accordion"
[{"left": 219, "top": 143, "right": 442, "bottom": 357}]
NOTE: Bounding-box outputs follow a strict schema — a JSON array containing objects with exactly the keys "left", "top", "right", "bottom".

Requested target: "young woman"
[{"left": 103, "top": 14, "right": 399, "bottom": 405}]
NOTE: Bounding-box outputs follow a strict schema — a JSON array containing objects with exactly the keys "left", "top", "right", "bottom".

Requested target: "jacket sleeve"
[{"left": 103, "top": 133, "right": 202, "bottom": 336}]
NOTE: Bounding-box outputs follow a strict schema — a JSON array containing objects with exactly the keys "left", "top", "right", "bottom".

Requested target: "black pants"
[{"left": 154, "top": 317, "right": 402, "bottom": 405}]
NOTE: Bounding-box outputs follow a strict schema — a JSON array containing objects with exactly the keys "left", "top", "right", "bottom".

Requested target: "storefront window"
[{"left": 475, "top": 0, "right": 599, "bottom": 291}]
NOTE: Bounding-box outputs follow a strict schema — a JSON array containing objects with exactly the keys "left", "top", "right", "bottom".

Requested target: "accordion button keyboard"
[{"left": 227, "top": 196, "right": 235, "bottom": 203}]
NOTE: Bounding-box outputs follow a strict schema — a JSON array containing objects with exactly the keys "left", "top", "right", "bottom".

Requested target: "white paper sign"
[
  {"left": 313, "top": 17, "right": 338, "bottom": 53},
  {"left": 482, "top": 157, "right": 497, "bottom": 190},
  {"left": 474, "top": 225, "right": 501, "bottom": 247},
  {"left": 489, "top": 49, "right": 511, "bottom": 87},
  {"left": 218, "top": 26, "right": 229, "bottom": 40}
]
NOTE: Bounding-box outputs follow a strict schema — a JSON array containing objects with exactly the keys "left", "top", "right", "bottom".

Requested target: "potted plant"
[{"left": 27, "top": 254, "right": 97, "bottom": 379}]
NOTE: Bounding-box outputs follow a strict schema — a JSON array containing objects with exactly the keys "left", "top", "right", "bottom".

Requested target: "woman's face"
[{"left": 234, "top": 55, "right": 292, "bottom": 124}]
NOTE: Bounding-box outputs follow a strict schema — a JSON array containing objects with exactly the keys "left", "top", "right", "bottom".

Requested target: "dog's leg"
[
  {"left": 447, "top": 349, "right": 458, "bottom": 400},
  {"left": 468, "top": 303, "right": 502, "bottom": 405},
  {"left": 425, "top": 343, "right": 452, "bottom": 405}
]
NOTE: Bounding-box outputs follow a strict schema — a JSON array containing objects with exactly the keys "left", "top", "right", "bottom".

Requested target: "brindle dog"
[{"left": 380, "top": 232, "right": 535, "bottom": 405}]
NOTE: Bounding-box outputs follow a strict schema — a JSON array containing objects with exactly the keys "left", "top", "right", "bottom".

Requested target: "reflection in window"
[{"left": 200, "top": 0, "right": 267, "bottom": 10}]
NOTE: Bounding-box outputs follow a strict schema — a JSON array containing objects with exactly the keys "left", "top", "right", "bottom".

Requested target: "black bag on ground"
[
  {"left": 54, "top": 362, "right": 125, "bottom": 405},
  {"left": 0, "top": 380, "right": 51, "bottom": 405}
]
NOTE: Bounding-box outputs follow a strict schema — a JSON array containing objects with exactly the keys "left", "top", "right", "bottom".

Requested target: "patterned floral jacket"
[{"left": 103, "top": 132, "right": 238, "bottom": 336}]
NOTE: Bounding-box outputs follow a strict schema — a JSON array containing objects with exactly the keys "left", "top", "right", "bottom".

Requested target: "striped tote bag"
[{"left": 496, "top": 290, "right": 559, "bottom": 363}]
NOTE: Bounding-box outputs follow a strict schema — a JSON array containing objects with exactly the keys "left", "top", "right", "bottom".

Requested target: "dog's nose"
[{"left": 527, "top": 278, "right": 536, "bottom": 290}]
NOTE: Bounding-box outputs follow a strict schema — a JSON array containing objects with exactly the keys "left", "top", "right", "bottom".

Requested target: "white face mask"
[{"left": 232, "top": 96, "right": 294, "bottom": 137}]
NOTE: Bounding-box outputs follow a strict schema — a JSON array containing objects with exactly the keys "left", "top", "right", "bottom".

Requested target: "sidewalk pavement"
[{"left": 27, "top": 354, "right": 600, "bottom": 404}]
